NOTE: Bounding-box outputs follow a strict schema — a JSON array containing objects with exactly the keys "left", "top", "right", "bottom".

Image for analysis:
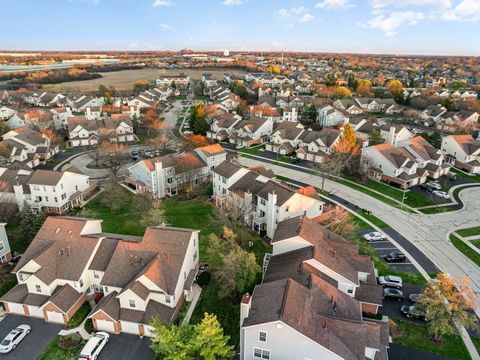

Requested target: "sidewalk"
[{"left": 182, "top": 283, "right": 202, "bottom": 324}]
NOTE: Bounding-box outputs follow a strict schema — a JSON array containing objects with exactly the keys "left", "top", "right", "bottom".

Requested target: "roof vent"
[
  {"left": 55, "top": 227, "right": 61, "bottom": 234},
  {"left": 323, "top": 321, "right": 327, "bottom": 330}
]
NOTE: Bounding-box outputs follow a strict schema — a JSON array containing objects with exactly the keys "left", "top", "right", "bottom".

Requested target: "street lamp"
[{"left": 401, "top": 187, "right": 408, "bottom": 211}]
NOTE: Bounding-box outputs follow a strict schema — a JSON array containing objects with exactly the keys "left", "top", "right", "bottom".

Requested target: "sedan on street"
[
  {"left": 384, "top": 251, "right": 406, "bottom": 263},
  {"left": 0, "top": 325, "right": 31, "bottom": 353}
]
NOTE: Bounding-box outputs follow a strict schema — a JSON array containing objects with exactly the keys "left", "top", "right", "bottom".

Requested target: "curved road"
[{"left": 238, "top": 156, "right": 480, "bottom": 314}]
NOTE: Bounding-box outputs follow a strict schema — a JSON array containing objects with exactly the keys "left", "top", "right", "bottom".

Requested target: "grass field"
[
  {"left": 393, "top": 319, "right": 471, "bottom": 360},
  {"left": 456, "top": 226, "right": 480, "bottom": 238},
  {"left": 43, "top": 68, "right": 249, "bottom": 92},
  {"left": 450, "top": 234, "right": 480, "bottom": 267}
]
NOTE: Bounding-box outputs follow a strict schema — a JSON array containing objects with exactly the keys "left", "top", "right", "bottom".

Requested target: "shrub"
[
  {"left": 66, "top": 302, "right": 91, "bottom": 329},
  {"left": 57, "top": 334, "right": 82, "bottom": 350},
  {"left": 84, "top": 319, "right": 94, "bottom": 334},
  {"left": 197, "top": 271, "right": 211, "bottom": 287}
]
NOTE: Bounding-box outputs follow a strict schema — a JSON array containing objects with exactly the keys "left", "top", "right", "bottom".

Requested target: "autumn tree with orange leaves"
[
  {"left": 181, "top": 134, "right": 211, "bottom": 150},
  {"left": 416, "top": 273, "right": 478, "bottom": 343},
  {"left": 330, "top": 124, "right": 360, "bottom": 177},
  {"left": 387, "top": 79, "right": 403, "bottom": 96},
  {"left": 356, "top": 79, "right": 373, "bottom": 97},
  {"left": 333, "top": 86, "right": 352, "bottom": 99},
  {"left": 249, "top": 104, "right": 279, "bottom": 117}
]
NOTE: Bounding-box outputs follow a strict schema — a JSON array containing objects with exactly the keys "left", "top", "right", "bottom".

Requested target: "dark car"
[
  {"left": 400, "top": 305, "right": 426, "bottom": 320},
  {"left": 290, "top": 157, "right": 300, "bottom": 164},
  {"left": 408, "top": 293, "right": 420, "bottom": 303},
  {"left": 419, "top": 183, "right": 433, "bottom": 192},
  {"left": 384, "top": 251, "right": 406, "bottom": 263},
  {"left": 383, "top": 288, "right": 404, "bottom": 301}
]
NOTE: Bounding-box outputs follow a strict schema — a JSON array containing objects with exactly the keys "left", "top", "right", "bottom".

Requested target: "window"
[
  {"left": 79, "top": 279, "right": 83, "bottom": 287},
  {"left": 54, "top": 197, "right": 58, "bottom": 203},
  {"left": 129, "top": 299, "right": 136, "bottom": 308},
  {"left": 193, "top": 251, "right": 198, "bottom": 262},
  {"left": 18, "top": 273, "right": 23, "bottom": 281},
  {"left": 35, "top": 284, "right": 41, "bottom": 293},
  {"left": 259, "top": 331, "right": 267, "bottom": 342},
  {"left": 0, "top": 242, "right": 4, "bottom": 251},
  {"left": 45, "top": 196, "right": 49, "bottom": 202},
  {"left": 93, "top": 272, "right": 99, "bottom": 279},
  {"left": 285, "top": 205, "right": 289, "bottom": 212},
  {"left": 260, "top": 198, "right": 266, "bottom": 206},
  {"left": 165, "top": 295, "right": 172, "bottom": 304},
  {"left": 347, "top": 287, "right": 354, "bottom": 294},
  {"left": 253, "top": 348, "right": 270, "bottom": 359}
]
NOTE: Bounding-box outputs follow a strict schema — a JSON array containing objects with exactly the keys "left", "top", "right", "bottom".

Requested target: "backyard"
[{"left": 76, "top": 186, "right": 271, "bottom": 348}]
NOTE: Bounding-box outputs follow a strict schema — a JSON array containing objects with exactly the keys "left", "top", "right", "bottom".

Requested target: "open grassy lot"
[
  {"left": 457, "top": 226, "right": 480, "bottom": 238},
  {"left": 450, "top": 234, "right": 480, "bottom": 267},
  {"left": 43, "top": 67, "right": 249, "bottom": 92},
  {"left": 392, "top": 319, "right": 471, "bottom": 360},
  {"left": 38, "top": 335, "right": 86, "bottom": 360}
]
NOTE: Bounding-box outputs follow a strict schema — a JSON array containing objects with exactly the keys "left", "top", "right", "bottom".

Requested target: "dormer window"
[
  {"left": 35, "top": 285, "right": 41, "bottom": 293},
  {"left": 129, "top": 299, "right": 136, "bottom": 308}
]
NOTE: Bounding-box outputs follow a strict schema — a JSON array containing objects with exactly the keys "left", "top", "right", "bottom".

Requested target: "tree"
[
  {"left": 387, "top": 79, "right": 403, "bottom": 96},
  {"left": 356, "top": 79, "right": 373, "bottom": 97},
  {"left": 368, "top": 128, "right": 384, "bottom": 146},
  {"left": 268, "top": 64, "right": 281, "bottom": 74},
  {"left": 416, "top": 273, "right": 477, "bottom": 343},
  {"left": 330, "top": 124, "right": 360, "bottom": 177},
  {"left": 333, "top": 86, "right": 352, "bottom": 99},
  {"left": 300, "top": 103, "right": 317, "bottom": 124},
  {"left": 100, "top": 181, "right": 129, "bottom": 213},
  {"left": 320, "top": 205, "right": 359, "bottom": 239},
  {"left": 133, "top": 80, "right": 150, "bottom": 93},
  {"left": 150, "top": 313, "right": 234, "bottom": 360},
  {"left": 141, "top": 202, "right": 166, "bottom": 227},
  {"left": 0, "top": 181, "right": 17, "bottom": 222},
  {"left": 195, "top": 313, "right": 235, "bottom": 360},
  {"left": 100, "top": 142, "right": 129, "bottom": 181},
  {"left": 19, "top": 202, "right": 46, "bottom": 243},
  {"left": 420, "top": 131, "right": 442, "bottom": 149}
]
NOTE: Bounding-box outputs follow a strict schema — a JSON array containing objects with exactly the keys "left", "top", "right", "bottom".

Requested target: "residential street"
[{"left": 238, "top": 156, "right": 480, "bottom": 316}]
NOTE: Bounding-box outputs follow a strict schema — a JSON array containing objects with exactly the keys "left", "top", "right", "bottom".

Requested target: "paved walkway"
[
  {"left": 58, "top": 318, "right": 91, "bottom": 340},
  {"left": 183, "top": 283, "right": 202, "bottom": 324}
]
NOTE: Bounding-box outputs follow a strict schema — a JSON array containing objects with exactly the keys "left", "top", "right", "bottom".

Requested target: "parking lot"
[
  {"left": 98, "top": 333, "right": 154, "bottom": 360},
  {"left": 0, "top": 315, "right": 62, "bottom": 360},
  {"left": 381, "top": 283, "right": 426, "bottom": 324}
]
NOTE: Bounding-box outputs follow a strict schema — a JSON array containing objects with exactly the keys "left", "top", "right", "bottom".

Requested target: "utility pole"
[{"left": 401, "top": 186, "right": 407, "bottom": 210}]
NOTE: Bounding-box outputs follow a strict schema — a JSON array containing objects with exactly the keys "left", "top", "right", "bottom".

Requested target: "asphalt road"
[
  {"left": 0, "top": 315, "right": 62, "bottom": 360},
  {"left": 97, "top": 333, "right": 154, "bottom": 360}
]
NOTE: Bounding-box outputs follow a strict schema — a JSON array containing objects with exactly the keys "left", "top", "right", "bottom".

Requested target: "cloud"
[
  {"left": 442, "top": 0, "right": 480, "bottom": 21},
  {"left": 300, "top": 13, "right": 315, "bottom": 22},
  {"left": 152, "top": 0, "right": 174, "bottom": 6},
  {"left": 361, "top": 11, "right": 425, "bottom": 37},
  {"left": 159, "top": 23, "right": 171, "bottom": 31},
  {"left": 276, "top": 6, "right": 314, "bottom": 23},
  {"left": 315, "top": 0, "right": 352, "bottom": 9},
  {"left": 222, "top": 0, "right": 244, "bottom": 5}
]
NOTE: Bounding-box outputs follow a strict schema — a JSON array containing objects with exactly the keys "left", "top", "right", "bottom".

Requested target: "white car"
[
  {"left": 427, "top": 182, "right": 441, "bottom": 191},
  {"left": 363, "top": 231, "right": 386, "bottom": 242},
  {"left": 79, "top": 332, "right": 110, "bottom": 360},
  {"left": 0, "top": 325, "right": 31, "bottom": 353},
  {"left": 432, "top": 190, "right": 449, "bottom": 199},
  {"left": 377, "top": 275, "right": 403, "bottom": 289}
]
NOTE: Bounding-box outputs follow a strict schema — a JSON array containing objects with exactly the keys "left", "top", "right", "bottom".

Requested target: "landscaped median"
[
  {"left": 450, "top": 234, "right": 480, "bottom": 267},
  {"left": 38, "top": 334, "right": 86, "bottom": 360}
]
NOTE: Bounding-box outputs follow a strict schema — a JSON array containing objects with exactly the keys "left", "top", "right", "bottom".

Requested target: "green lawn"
[
  {"left": 238, "top": 145, "right": 264, "bottom": 156},
  {"left": 37, "top": 336, "right": 86, "bottom": 360},
  {"left": 354, "top": 210, "right": 389, "bottom": 228},
  {"left": 451, "top": 168, "right": 480, "bottom": 183},
  {"left": 420, "top": 205, "right": 455, "bottom": 214},
  {"left": 450, "top": 235, "right": 480, "bottom": 267},
  {"left": 457, "top": 227, "right": 480, "bottom": 238},
  {"left": 393, "top": 319, "right": 471, "bottom": 360}
]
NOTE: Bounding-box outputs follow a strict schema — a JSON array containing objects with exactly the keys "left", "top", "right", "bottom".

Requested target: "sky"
[{"left": 1, "top": 0, "right": 479, "bottom": 56}]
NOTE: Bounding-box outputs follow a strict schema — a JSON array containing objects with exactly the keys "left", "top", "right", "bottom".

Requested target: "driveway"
[
  {"left": 0, "top": 315, "right": 62, "bottom": 360},
  {"left": 381, "top": 283, "right": 426, "bottom": 324},
  {"left": 388, "top": 343, "right": 451, "bottom": 360},
  {"left": 98, "top": 333, "right": 154, "bottom": 360}
]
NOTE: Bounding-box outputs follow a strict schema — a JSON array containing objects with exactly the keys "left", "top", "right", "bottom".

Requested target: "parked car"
[
  {"left": 432, "top": 190, "right": 449, "bottom": 199},
  {"left": 384, "top": 251, "right": 406, "bottom": 263},
  {"left": 446, "top": 173, "right": 457, "bottom": 181},
  {"left": 426, "top": 181, "right": 441, "bottom": 191},
  {"left": 0, "top": 325, "right": 31, "bottom": 353},
  {"left": 363, "top": 231, "right": 386, "bottom": 242},
  {"left": 290, "top": 157, "right": 300, "bottom": 164},
  {"left": 79, "top": 332, "right": 110, "bottom": 360},
  {"left": 400, "top": 305, "right": 426, "bottom": 320},
  {"left": 383, "top": 288, "right": 404, "bottom": 301},
  {"left": 409, "top": 293, "right": 421, "bottom": 303},
  {"left": 378, "top": 275, "right": 403, "bottom": 289},
  {"left": 419, "top": 183, "right": 432, "bottom": 191}
]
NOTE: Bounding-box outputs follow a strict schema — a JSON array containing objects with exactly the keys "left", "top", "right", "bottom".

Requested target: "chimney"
[{"left": 240, "top": 293, "right": 252, "bottom": 326}]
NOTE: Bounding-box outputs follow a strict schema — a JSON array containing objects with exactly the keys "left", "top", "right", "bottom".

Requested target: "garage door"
[
  {"left": 7, "top": 303, "right": 25, "bottom": 315},
  {"left": 120, "top": 321, "right": 140, "bottom": 335},
  {"left": 96, "top": 319, "right": 115, "bottom": 333},
  {"left": 144, "top": 325, "right": 155, "bottom": 338},
  {"left": 46, "top": 311, "right": 64, "bottom": 324},
  {"left": 28, "top": 305, "right": 44, "bottom": 318}
]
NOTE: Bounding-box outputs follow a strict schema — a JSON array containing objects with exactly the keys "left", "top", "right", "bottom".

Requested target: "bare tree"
[
  {"left": 100, "top": 142, "right": 129, "bottom": 181},
  {"left": 0, "top": 180, "right": 18, "bottom": 222}
]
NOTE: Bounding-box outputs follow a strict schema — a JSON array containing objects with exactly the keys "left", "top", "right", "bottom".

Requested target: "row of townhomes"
[
  {"left": 0, "top": 127, "right": 59, "bottom": 168},
  {"left": 0, "top": 164, "right": 95, "bottom": 214},
  {"left": 362, "top": 136, "right": 451, "bottom": 189},
  {"left": 212, "top": 161, "right": 324, "bottom": 238},
  {"left": 0, "top": 216, "right": 199, "bottom": 337},
  {"left": 127, "top": 144, "right": 227, "bottom": 199},
  {"left": 240, "top": 215, "right": 389, "bottom": 360},
  {"left": 442, "top": 134, "right": 480, "bottom": 174}
]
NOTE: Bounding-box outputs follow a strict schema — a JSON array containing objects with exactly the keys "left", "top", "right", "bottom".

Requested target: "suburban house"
[
  {"left": 127, "top": 144, "right": 226, "bottom": 199},
  {"left": 69, "top": 95, "right": 104, "bottom": 112},
  {"left": 0, "top": 106, "right": 17, "bottom": 120},
  {"left": 229, "top": 118, "right": 274, "bottom": 148},
  {"left": 156, "top": 74, "right": 191, "bottom": 89},
  {"left": 206, "top": 113, "right": 243, "bottom": 141},
  {"left": 0, "top": 127, "right": 59, "bottom": 168},
  {"left": 436, "top": 111, "right": 479, "bottom": 133},
  {"left": 361, "top": 143, "right": 430, "bottom": 188},
  {"left": 317, "top": 105, "right": 349, "bottom": 128},
  {"left": 240, "top": 216, "right": 388, "bottom": 360},
  {"left": 265, "top": 122, "right": 305, "bottom": 155},
  {"left": 50, "top": 107, "right": 73, "bottom": 130},
  {"left": 295, "top": 128, "right": 342, "bottom": 164},
  {"left": 333, "top": 99, "right": 364, "bottom": 115},
  {"left": 7, "top": 109, "right": 54, "bottom": 130},
  {"left": 201, "top": 73, "right": 218, "bottom": 88},
  {"left": 212, "top": 161, "right": 324, "bottom": 238},
  {"left": 0, "top": 223, "right": 13, "bottom": 265},
  {"left": 1, "top": 216, "right": 200, "bottom": 337},
  {"left": 379, "top": 125, "right": 414, "bottom": 146},
  {"left": 68, "top": 116, "right": 136, "bottom": 147},
  {"left": 420, "top": 105, "right": 448, "bottom": 124},
  {"left": 441, "top": 135, "right": 480, "bottom": 174}
]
